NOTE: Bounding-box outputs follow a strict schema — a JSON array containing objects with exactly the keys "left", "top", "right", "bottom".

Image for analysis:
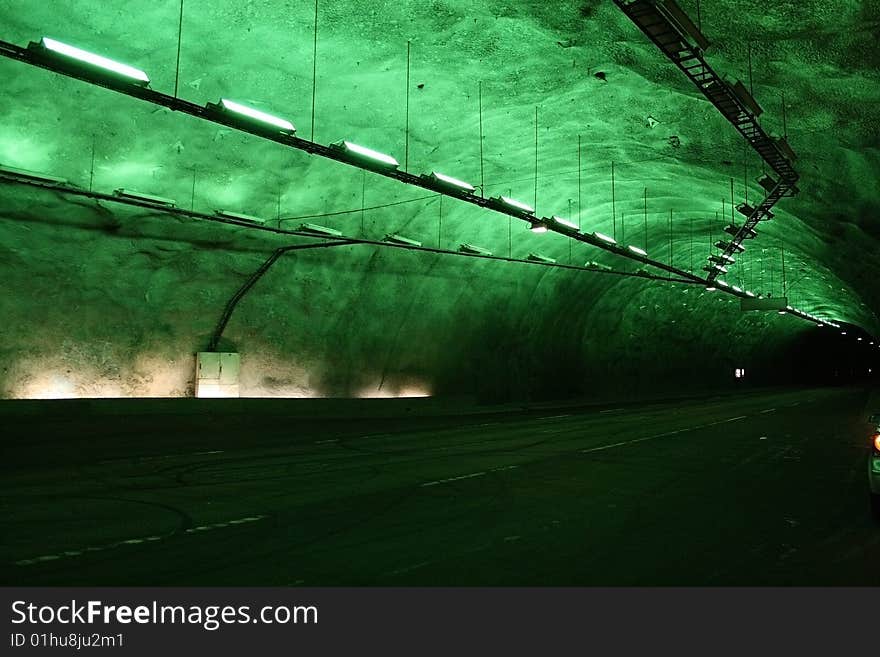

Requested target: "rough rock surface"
[{"left": 0, "top": 1, "right": 877, "bottom": 398}]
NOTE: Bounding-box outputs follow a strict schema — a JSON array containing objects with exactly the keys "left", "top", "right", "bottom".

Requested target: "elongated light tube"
[
  {"left": 113, "top": 188, "right": 176, "bottom": 207},
  {"left": 593, "top": 231, "right": 616, "bottom": 245},
  {"left": 495, "top": 196, "right": 534, "bottom": 214},
  {"left": 552, "top": 216, "right": 579, "bottom": 231},
  {"left": 384, "top": 233, "right": 422, "bottom": 247},
  {"left": 528, "top": 252, "right": 556, "bottom": 264},
  {"left": 215, "top": 210, "right": 267, "bottom": 225},
  {"left": 628, "top": 245, "right": 647, "bottom": 256},
  {"left": 0, "top": 164, "right": 69, "bottom": 185},
  {"left": 299, "top": 223, "right": 342, "bottom": 237},
  {"left": 217, "top": 99, "right": 295, "bottom": 133},
  {"left": 38, "top": 37, "right": 150, "bottom": 85},
  {"left": 428, "top": 171, "right": 474, "bottom": 192},
  {"left": 336, "top": 141, "right": 399, "bottom": 168},
  {"left": 459, "top": 243, "right": 492, "bottom": 256}
]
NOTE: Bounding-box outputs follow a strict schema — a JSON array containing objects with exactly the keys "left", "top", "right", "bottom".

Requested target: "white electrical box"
[{"left": 195, "top": 352, "right": 240, "bottom": 398}]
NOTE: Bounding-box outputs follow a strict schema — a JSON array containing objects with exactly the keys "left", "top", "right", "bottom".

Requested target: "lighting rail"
[
  {"left": 0, "top": 36, "right": 838, "bottom": 330},
  {"left": 0, "top": 35, "right": 702, "bottom": 285},
  {"left": 0, "top": 169, "right": 697, "bottom": 285}
]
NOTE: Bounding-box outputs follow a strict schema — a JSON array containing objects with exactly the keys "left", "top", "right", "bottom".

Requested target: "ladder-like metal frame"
[{"left": 613, "top": 0, "right": 800, "bottom": 282}]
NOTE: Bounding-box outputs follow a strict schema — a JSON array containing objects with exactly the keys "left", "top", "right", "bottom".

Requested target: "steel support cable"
[{"left": 209, "top": 240, "right": 354, "bottom": 351}]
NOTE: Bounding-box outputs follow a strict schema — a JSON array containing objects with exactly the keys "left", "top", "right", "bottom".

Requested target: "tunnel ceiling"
[{"left": 1, "top": 0, "right": 879, "bottom": 397}]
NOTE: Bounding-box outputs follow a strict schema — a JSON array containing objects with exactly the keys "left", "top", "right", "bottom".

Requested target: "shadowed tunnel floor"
[{"left": 1, "top": 387, "right": 878, "bottom": 585}]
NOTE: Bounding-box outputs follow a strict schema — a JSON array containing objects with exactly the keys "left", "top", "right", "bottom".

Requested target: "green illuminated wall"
[{"left": 0, "top": 1, "right": 877, "bottom": 398}]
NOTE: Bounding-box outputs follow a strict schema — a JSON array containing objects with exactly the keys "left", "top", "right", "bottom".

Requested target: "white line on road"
[
  {"left": 581, "top": 416, "right": 747, "bottom": 454},
  {"left": 421, "top": 471, "right": 487, "bottom": 487},
  {"left": 760, "top": 408, "right": 776, "bottom": 414},
  {"left": 706, "top": 415, "right": 747, "bottom": 426},
  {"left": 15, "top": 515, "right": 268, "bottom": 567},
  {"left": 538, "top": 414, "right": 572, "bottom": 421},
  {"left": 600, "top": 408, "right": 625, "bottom": 414}
]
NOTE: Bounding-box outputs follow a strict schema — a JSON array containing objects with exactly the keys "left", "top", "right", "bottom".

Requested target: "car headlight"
[{"left": 874, "top": 433, "right": 880, "bottom": 453}]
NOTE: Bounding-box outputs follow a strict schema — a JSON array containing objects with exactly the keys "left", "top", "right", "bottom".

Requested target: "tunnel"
[{"left": 1, "top": 0, "right": 879, "bottom": 587}]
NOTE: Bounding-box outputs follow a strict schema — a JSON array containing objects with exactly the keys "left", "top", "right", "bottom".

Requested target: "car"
[{"left": 869, "top": 413, "right": 880, "bottom": 521}]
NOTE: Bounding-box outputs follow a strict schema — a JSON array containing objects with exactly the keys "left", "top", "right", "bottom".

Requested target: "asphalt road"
[{"left": 2, "top": 387, "right": 878, "bottom": 585}]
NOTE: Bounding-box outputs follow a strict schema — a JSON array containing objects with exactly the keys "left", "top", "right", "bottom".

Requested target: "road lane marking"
[
  {"left": 760, "top": 408, "right": 776, "bottom": 414},
  {"left": 14, "top": 515, "right": 268, "bottom": 567},
  {"left": 538, "top": 414, "right": 572, "bottom": 421},
  {"left": 705, "top": 415, "right": 747, "bottom": 426},
  {"left": 581, "top": 416, "right": 748, "bottom": 454},
  {"left": 385, "top": 560, "right": 433, "bottom": 576},
  {"left": 421, "top": 471, "right": 487, "bottom": 487},
  {"left": 600, "top": 408, "right": 625, "bottom": 414},
  {"left": 315, "top": 438, "right": 339, "bottom": 444}
]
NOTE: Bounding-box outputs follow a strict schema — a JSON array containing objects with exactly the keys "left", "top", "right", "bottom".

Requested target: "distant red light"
[{"left": 874, "top": 434, "right": 880, "bottom": 452}]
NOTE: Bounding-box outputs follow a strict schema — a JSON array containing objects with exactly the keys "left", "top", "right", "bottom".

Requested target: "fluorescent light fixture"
[
  {"left": 216, "top": 99, "right": 295, "bottom": 134},
  {"left": 705, "top": 286, "right": 717, "bottom": 292},
  {"left": 113, "top": 188, "right": 176, "bottom": 207},
  {"left": 37, "top": 37, "right": 150, "bottom": 85},
  {"left": 703, "top": 264, "right": 728, "bottom": 274},
  {"left": 459, "top": 243, "right": 492, "bottom": 256},
  {"left": 493, "top": 196, "right": 535, "bottom": 214},
  {"left": 0, "top": 164, "right": 69, "bottom": 185},
  {"left": 732, "top": 285, "right": 742, "bottom": 293},
  {"left": 628, "top": 245, "right": 648, "bottom": 256},
  {"left": 840, "top": 331, "right": 847, "bottom": 335},
  {"left": 299, "top": 222, "right": 342, "bottom": 237},
  {"left": 427, "top": 171, "right": 474, "bottom": 192},
  {"left": 708, "top": 254, "right": 735, "bottom": 265},
  {"left": 552, "top": 216, "right": 579, "bottom": 231},
  {"left": 383, "top": 233, "right": 422, "bottom": 247},
  {"left": 214, "top": 210, "right": 267, "bottom": 225},
  {"left": 593, "top": 231, "right": 617, "bottom": 245},
  {"left": 717, "top": 279, "right": 729, "bottom": 287},
  {"left": 778, "top": 310, "right": 787, "bottom": 315},
  {"left": 745, "top": 291, "right": 756, "bottom": 297},
  {"left": 528, "top": 252, "right": 556, "bottom": 264},
  {"left": 786, "top": 306, "right": 793, "bottom": 311},
  {"left": 335, "top": 141, "right": 399, "bottom": 168},
  {"left": 530, "top": 222, "right": 549, "bottom": 233}
]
